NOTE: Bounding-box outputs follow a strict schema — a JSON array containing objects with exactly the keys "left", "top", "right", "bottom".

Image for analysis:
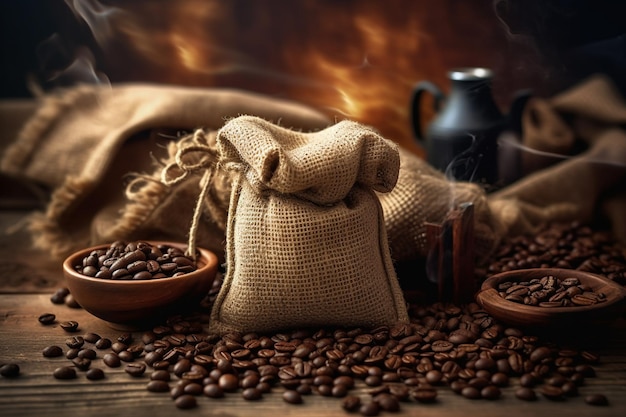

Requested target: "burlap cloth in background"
[
  {"left": 1, "top": 75, "right": 624, "bottom": 271},
  {"left": 488, "top": 75, "right": 626, "bottom": 242},
  {"left": 208, "top": 116, "right": 408, "bottom": 334},
  {"left": 0, "top": 84, "right": 332, "bottom": 261}
]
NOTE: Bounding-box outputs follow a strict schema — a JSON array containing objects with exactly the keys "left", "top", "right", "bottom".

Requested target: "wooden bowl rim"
[
  {"left": 477, "top": 268, "right": 626, "bottom": 315},
  {"left": 63, "top": 241, "right": 219, "bottom": 286}
]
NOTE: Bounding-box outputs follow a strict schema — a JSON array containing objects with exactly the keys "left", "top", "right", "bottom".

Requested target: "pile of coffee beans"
[
  {"left": 37, "top": 285, "right": 610, "bottom": 414},
  {"left": 26, "top": 226, "right": 624, "bottom": 414},
  {"left": 482, "top": 222, "right": 626, "bottom": 285},
  {"left": 497, "top": 275, "right": 607, "bottom": 307},
  {"left": 74, "top": 241, "right": 197, "bottom": 280}
]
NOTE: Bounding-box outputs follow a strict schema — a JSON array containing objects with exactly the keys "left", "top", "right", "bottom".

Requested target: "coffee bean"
[
  {"left": 42, "top": 345, "right": 63, "bottom": 358},
  {"left": 183, "top": 383, "right": 203, "bottom": 396},
  {"left": 203, "top": 384, "right": 224, "bottom": 398},
  {"left": 242, "top": 387, "right": 262, "bottom": 401},
  {"left": 461, "top": 386, "right": 481, "bottom": 400},
  {"left": 585, "top": 393, "right": 609, "bottom": 406},
  {"left": 60, "top": 321, "right": 79, "bottom": 332},
  {"left": 334, "top": 375, "right": 355, "bottom": 388},
  {"left": 515, "top": 387, "right": 537, "bottom": 401},
  {"left": 364, "top": 375, "right": 382, "bottom": 387},
  {"left": 150, "top": 370, "right": 171, "bottom": 381},
  {"left": 38, "top": 313, "right": 56, "bottom": 325},
  {"left": 0, "top": 363, "right": 20, "bottom": 378},
  {"left": 83, "top": 332, "right": 101, "bottom": 343},
  {"left": 65, "top": 348, "right": 79, "bottom": 360},
  {"left": 117, "top": 333, "right": 133, "bottom": 345},
  {"left": 103, "top": 353, "right": 121, "bottom": 368},
  {"left": 283, "top": 390, "right": 303, "bottom": 404},
  {"left": 491, "top": 372, "right": 509, "bottom": 387},
  {"left": 374, "top": 393, "right": 400, "bottom": 411},
  {"left": 147, "top": 380, "right": 170, "bottom": 392},
  {"left": 66, "top": 336, "right": 84, "bottom": 349},
  {"left": 218, "top": 374, "right": 239, "bottom": 391},
  {"left": 95, "top": 338, "right": 112, "bottom": 349},
  {"left": 53, "top": 366, "right": 77, "bottom": 380},
  {"left": 411, "top": 388, "right": 438, "bottom": 403},
  {"left": 125, "top": 363, "right": 146, "bottom": 377},
  {"left": 86, "top": 368, "right": 105, "bottom": 380},
  {"left": 359, "top": 401, "right": 380, "bottom": 416},
  {"left": 529, "top": 346, "right": 552, "bottom": 363},
  {"left": 540, "top": 385, "right": 564, "bottom": 400},
  {"left": 72, "top": 358, "right": 91, "bottom": 371},
  {"left": 118, "top": 351, "right": 134, "bottom": 362},
  {"left": 241, "top": 374, "right": 260, "bottom": 389},
  {"left": 153, "top": 361, "right": 170, "bottom": 370},
  {"left": 342, "top": 395, "right": 361, "bottom": 412},
  {"left": 481, "top": 385, "right": 501, "bottom": 400},
  {"left": 78, "top": 348, "right": 97, "bottom": 360},
  {"left": 331, "top": 384, "right": 348, "bottom": 398},
  {"left": 50, "top": 287, "right": 69, "bottom": 304},
  {"left": 561, "top": 381, "right": 578, "bottom": 397}
]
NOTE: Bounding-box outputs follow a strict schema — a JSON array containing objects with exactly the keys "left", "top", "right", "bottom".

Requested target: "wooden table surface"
[{"left": 1, "top": 209, "right": 626, "bottom": 417}]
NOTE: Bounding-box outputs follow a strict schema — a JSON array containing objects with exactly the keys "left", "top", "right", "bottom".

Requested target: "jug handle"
[{"left": 411, "top": 81, "right": 445, "bottom": 142}]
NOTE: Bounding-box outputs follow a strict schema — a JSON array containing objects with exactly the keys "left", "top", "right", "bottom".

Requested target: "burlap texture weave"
[{"left": 208, "top": 116, "right": 409, "bottom": 335}]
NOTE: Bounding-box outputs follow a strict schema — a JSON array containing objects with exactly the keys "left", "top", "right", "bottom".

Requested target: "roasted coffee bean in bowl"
[
  {"left": 476, "top": 268, "right": 626, "bottom": 330},
  {"left": 63, "top": 241, "right": 219, "bottom": 330}
]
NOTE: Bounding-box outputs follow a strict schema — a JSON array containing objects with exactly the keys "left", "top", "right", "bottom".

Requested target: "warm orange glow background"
[{"left": 56, "top": 0, "right": 541, "bottom": 155}]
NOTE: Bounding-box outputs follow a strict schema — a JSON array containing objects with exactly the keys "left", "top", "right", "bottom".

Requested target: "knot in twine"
[{"left": 160, "top": 130, "right": 221, "bottom": 259}]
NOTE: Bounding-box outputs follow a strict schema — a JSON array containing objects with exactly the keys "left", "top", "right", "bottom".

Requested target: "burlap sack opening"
[{"left": 208, "top": 116, "right": 409, "bottom": 335}]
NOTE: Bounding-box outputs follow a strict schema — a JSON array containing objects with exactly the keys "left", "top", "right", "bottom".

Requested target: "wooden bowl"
[
  {"left": 63, "top": 242, "right": 219, "bottom": 330},
  {"left": 476, "top": 268, "right": 626, "bottom": 330}
]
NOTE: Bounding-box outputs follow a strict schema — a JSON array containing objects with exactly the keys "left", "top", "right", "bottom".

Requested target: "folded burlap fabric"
[
  {"left": 378, "top": 147, "right": 503, "bottom": 263},
  {"left": 2, "top": 76, "right": 623, "bottom": 273},
  {"left": 207, "top": 116, "right": 408, "bottom": 334},
  {"left": 0, "top": 84, "right": 332, "bottom": 260},
  {"left": 489, "top": 75, "right": 626, "bottom": 243}
]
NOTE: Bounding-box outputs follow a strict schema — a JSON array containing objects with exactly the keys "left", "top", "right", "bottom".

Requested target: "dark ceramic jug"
[{"left": 411, "top": 67, "right": 505, "bottom": 185}]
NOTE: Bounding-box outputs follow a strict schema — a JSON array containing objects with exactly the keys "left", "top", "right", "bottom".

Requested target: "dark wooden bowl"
[
  {"left": 476, "top": 268, "right": 626, "bottom": 329},
  {"left": 63, "top": 242, "right": 219, "bottom": 330}
]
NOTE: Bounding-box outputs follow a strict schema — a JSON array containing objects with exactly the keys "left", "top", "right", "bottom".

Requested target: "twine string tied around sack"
[{"left": 160, "top": 131, "right": 220, "bottom": 259}]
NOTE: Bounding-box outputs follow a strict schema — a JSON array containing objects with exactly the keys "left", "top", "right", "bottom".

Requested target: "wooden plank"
[{"left": 1, "top": 294, "right": 626, "bottom": 417}]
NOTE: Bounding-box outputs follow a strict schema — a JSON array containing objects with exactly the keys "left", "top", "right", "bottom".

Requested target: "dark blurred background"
[{"left": 1, "top": 0, "right": 625, "bottom": 151}]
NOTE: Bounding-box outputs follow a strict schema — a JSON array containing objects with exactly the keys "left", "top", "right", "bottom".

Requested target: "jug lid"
[{"left": 449, "top": 67, "right": 493, "bottom": 81}]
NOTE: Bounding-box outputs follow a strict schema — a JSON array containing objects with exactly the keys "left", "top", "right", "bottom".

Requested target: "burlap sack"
[{"left": 207, "top": 116, "right": 409, "bottom": 334}]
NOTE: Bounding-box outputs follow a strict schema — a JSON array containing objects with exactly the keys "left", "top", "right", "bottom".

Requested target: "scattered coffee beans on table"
[
  {"left": 28, "top": 227, "right": 625, "bottom": 414},
  {"left": 482, "top": 221, "right": 626, "bottom": 285},
  {"left": 74, "top": 241, "right": 197, "bottom": 280},
  {"left": 37, "top": 296, "right": 609, "bottom": 414}
]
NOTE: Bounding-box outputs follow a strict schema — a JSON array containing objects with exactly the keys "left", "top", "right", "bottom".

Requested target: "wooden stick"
[
  {"left": 450, "top": 202, "right": 475, "bottom": 304},
  {"left": 425, "top": 203, "right": 475, "bottom": 304}
]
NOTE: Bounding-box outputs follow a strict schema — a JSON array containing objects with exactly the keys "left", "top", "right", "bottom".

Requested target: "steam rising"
[
  {"left": 36, "top": 0, "right": 519, "bottom": 152},
  {"left": 64, "top": 0, "right": 121, "bottom": 49}
]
